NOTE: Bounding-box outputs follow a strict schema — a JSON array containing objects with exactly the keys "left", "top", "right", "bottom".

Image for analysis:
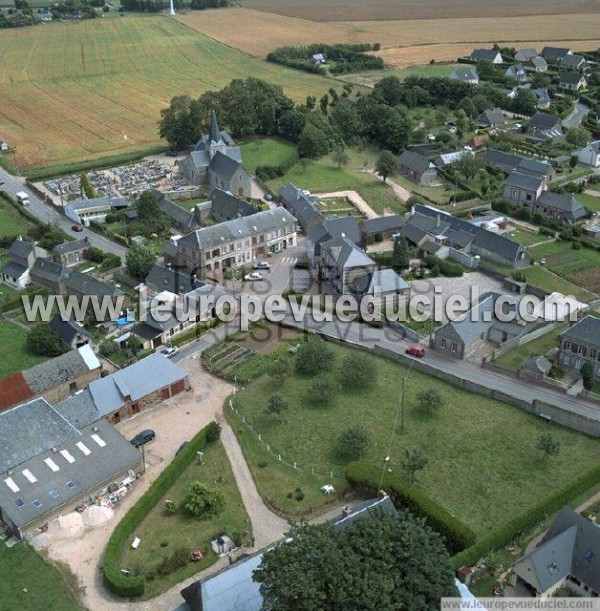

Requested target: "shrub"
[
  {"left": 339, "top": 352, "right": 377, "bottom": 391},
  {"left": 572, "top": 241, "right": 582, "bottom": 250},
  {"left": 205, "top": 421, "right": 222, "bottom": 444},
  {"left": 183, "top": 482, "right": 226, "bottom": 519},
  {"left": 305, "top": 376, "right": 339, "bottom": 407},
  {"left": 295, "top": 336, "right": 334, "bottom": 376},
  {"left": 155, "top": 547, "right": 189, "bottom": 576},
  {"left": 337, "top": 426, "right": 370, "bottom": 458}
]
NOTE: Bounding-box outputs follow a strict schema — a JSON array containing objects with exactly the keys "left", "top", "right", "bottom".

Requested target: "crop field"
[
  {"left": 178, "top": 9, "right": 600, "bottom": 65},
  {"left": 0, "top": 17, "right": 336, "bottom": 171}
]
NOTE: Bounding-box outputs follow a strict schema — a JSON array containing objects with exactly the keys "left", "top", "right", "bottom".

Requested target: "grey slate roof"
[
  {"left": 278, "top": 183, "right": 323, "bottom": 230},
  {"left": 88, "top": 354, "right": 188, "bottom": 417},
  {"left": 537, "top": 191, "right": 587, "bottom": 219},
  {"left": 23, "top": 346, "right": 100, "bottom": 395},
  {"left": 561, "top": 315, "right": 600, "bottom": 344},
  {"left": 477, "top": 108, "right": 507, "bottom": 126},
  {"left": 515, "top": 48, "right": 537, "bottom": 61},
  {"left": 49, "top": 314, "right": 91, "bottom": 345},
  {"left": 530, "top": 112, "right": 561, "bottom": 131},
  {"left": 157, "top": 196, "right": 197, "bottom": 230},
  {"left": 529, "top": 56, "right": 548, "bottom": 70},
  {"left": 144, "top": 264, "right": 197, "bottom": 294},
  {"left": 53, "top": 238, "right": 89, "bottom": 255},
  {"left": 450, "top": 67, "right": 479, "bottom": 82},
  {"left": 532, "top": 89, "right": 551, "bottom": 105},
  {"left": 188, "top": 150, "right": 211, "bottom": 170},
  {"left": 209, "top": 151, "right": 243, "bottom": 181},
  {"left": 9, "top": 239, "right": 34, "bottom": 259},
  {"left": 65, "top": 270, "right": 123, "bottom": 298},
  {"left": 541, "top": 46, "right": 571, "bottom": 59},
  {"left": 321, "top": 235, "right": 374, "bottom": 269},
  {"left": 323, "top": 217, "right": 361, "bottom": 246},
  {"left": 398, "top": 150, "right": 434, "bottom": 175},
  {"left": 210, "top": 188, "right": 256, "bottom": 220},
  {"left": 559, "top": 54, "right": 584, "bottom": 68},
  {"left": 522, "top": 355, "right": 552, "bottom": 375},
  {"left": 560, "top": 72, "right": 585, "bottom": 86},
  {"left": 0, "top": 261, "right": 28, "bottom": 279},
  {"left": 470, "top": 49, "right": 501, "bottom": 61},
  {"left": 30, "top": 258, "right": 71, "bottom": 285},
  {"left": 366, "top": 269, "right": 409, "bottom": 295},
  {"left": 67, "top": 195, "right": 127, "bottom": 211},
  {"left": 53, "top": 389, "right": 100, "bottom": 429},
  {"left": 361, "top": 215, "right": 404, "bottom": 234},
  {"left": 504, "top": 172, "right": 543, "bottom": 191}
]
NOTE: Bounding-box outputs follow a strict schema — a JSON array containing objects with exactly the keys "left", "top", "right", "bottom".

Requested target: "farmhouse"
[
  {"left": 319, "top": 235, "right": 376, "bottom": 295},
  {"left": 558, "top": 315, "right": 600, "bottom": 381},
  {"left": 559, "top": 72, "right": 587, "bottom": 92},
  {"left": 52, "top": 238, "right": 90, "bottom": 268},
  {"left": 64, "top": 195, "right": 128, "bottom": 226},
  {"left": 534, "top": 191, "right": 587, "bottom": 224},
  {"left": 469, "top": 49, "right": 503, "bottom": 64},
  {"left": 0, "top": 398, "right": 142, "bottom": 539},
  {"left": 0, "top": 237, "right": 47, "bottom": 289},
  {"left": 511, "top": 507, "right": 600, "bottom": 598},
  {"left": 278, "top": 183, "right": 323, "bottom": 231},
  {"left": 503, "top": 172, "right": 545, "bottom": 206},
  {"left": 397, "top": 150, "right": 438, "bottom": 186},
  {"left": 528, "top": 113, "right": 563, "bottom": 141},
  {"left": 577, "top": 141, "right": 600, "bottom": 168},
  {"left": 541, "top": 47, "right": 572, "bottom": 61},
  {"left": 450, "top": 66, "right": 479, "bottom": 84},
  {"left": 164, "top": 208, "right": 297, "bottom": 273},
  {"left": 49, "top": 314, "right": 94, "bottom": 351},
  {"left": 476, "top": 108, "right": 507, "bottom": 128}
]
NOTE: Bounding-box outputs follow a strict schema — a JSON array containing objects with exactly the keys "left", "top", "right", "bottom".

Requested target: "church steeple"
[{"left": 209, "top": 111, "right": 221, "bottom": 144}]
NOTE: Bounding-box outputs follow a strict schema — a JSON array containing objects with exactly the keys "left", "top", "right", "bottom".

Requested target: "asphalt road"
[
  {"left": 563, "top": 101, "right": 590, "bottom": 130},
  {"left": 0, "top": 166, "right": 126, "bottom": 258}
]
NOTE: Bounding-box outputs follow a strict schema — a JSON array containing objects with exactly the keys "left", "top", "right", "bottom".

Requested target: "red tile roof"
[{"left": 0, "top": 373, "right": 34, "bottom": 412}]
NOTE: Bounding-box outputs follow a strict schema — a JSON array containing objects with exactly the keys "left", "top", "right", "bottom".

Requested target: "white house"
[
  {"left": 64, "top": 195, "right": 128, "bottom": 226},
  {"left": 577, "top": 141, "right": 600, "bottom": 168}
]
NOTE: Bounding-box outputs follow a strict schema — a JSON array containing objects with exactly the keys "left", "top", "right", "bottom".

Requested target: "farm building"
[
  {"left": 0, "top": 237, "right": 47, "bottom": 289},
  {"left": 52, "top": 238, "right": 90, "bottom": 267},
  {"left": 397, "top": 150, "right": 438, "bottom": 186},
  {"left": 64, "top": 195, "right": 128, "bottom": 226}
]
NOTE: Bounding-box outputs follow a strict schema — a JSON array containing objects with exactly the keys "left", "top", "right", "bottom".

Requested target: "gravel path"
[
  {"left": 367, "top": 170, "right": 411, "bottom": 203},
  {"left": 314, "top": 190, "right": 379, "bottom": 219}
]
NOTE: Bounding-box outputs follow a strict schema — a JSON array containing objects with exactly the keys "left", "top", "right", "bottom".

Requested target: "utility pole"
[{"left": 400, "top": 376, "right": 405, "bottom": 433}]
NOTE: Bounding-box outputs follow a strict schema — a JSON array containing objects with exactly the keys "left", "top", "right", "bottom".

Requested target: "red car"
[{"left": 405, "top": 345, "right": 425, "bottom": 358}]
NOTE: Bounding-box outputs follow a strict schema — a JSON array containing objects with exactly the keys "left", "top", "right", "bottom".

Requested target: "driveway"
[{"left": 562, "top": 101, "right": 590, "bottom": 129}]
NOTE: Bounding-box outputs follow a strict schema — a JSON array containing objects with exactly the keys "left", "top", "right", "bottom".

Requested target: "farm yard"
[{"left": 0, "top": 17, "right": 335, "bottom": 172}]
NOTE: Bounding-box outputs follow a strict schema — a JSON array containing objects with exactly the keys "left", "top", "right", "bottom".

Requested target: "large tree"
[
  {"left": 566, "top": 126, "right": 592, "bottom": 148},
  {"left": 254, "top": 510, "right": 458, "bottom": 610},
  {"left": 125, "top": 243, "right": 156, "bottom": 279},
  {"left": 338, "top": 352, "right": 377, "bottom": 391},
  {"left": 392, "top": 235, "right": 410, "bottom": 271},
  {"left": 26, "top": 324, "right": 64, "bottom": 357},
  {"left": 295, "top": 336, "right": 334, "bottom": 376},
  {"left": 375, "top": 150, "right": 398, "bottom": 183},
  {"left": 136, "top": 191, "right": 170, "bottom": 236},
  {"left": 158, "top": 95, "right": 204, "bottom": 152}
]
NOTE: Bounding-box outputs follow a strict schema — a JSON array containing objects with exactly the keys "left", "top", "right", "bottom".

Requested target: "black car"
[{"left": 130, "top": 429, "right": 156, "bottom": 447}]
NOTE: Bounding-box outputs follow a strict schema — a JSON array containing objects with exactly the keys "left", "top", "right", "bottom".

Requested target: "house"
[
  {"left": 209, "top": 188, "right": 257, "bottom": 224},
  {"left": 527, "top": 56, "right": 548, "bottom": 72},
  {"left": 577, "top": 141, "right": 600, "bottom": 168},
  {"left": 503, "top": 172, "right": 545, "bottom": 206},
  {"left": 531, "top": 88, "right": 551, "bottom": 109},
  {"left": 143, "top": 263, "right": 198, "bottom": 296},
  {"left": 476, "top": 108, "right": 507, "bottom": 128},
  {"left": 468, "top": 134, "right": 489, "bottom": 150},
  {"left": 156, "top": 194, "right": 199, "bottom": 233},
  {"left": 181, "top": 495, "right": 396, "bottom": 611},
  {"left": 450, "top": 67, "right": 479, "bottom": 84},
  {"left": 0, "top": 398, "right": 142, "bottom": 539},
  {"left": 277, "top": 183, "right": 323, "bottom": 232},
  {"left": 485, "top": 149, "right": 555, "bottom": 186},
  {"left": 312, "top": 53, "right": 326, "bottom": 65},
  {"left": 519, "top": 355, "right": 552, "bottom": 382},
  {"left": 0, "top": 238, "right": 47, "bottom": 289},
  {"left": 64, "top": 195, "right": 128, "bottom": 226},
  {"left": 528, "top": 113, "right": 563, "bottom": 141},
  {"left": 559, "top": 72, "right": 587, "bottom": 92},
  {"left": 52, "top": 238, "right": 90, "bottom": 267},
  {"left": 515, "top": 48, "right": 538, "bottom": 63},
  {"left": 558, "top": 315, "right": 600, "bottom": 380},
  {"left": 29, "top": 258, "right": 71, "bottom": 293},
  {"left": 560, "top": 54, "right": 586, "bottom": 70},
  {"left": 361, "top": 215, "right": 404, "bottom": 245},
  {"left": 533, "top": 191, "right": 587, "bottom": 224},
  {"left": 469, "top": 49, "right": 503, "bottom": 64},
  {"left": 511, "top": 507, "right": 600, "bottom": 597},
  {"left": 37, "top": 10, "right": 53, "bottom": 21},
  {"left": 178, "top": 113, "right": 251, "bottom": 197},
  {"left": 87, "top": 353, "right": 190, "bottom": 423},
  {"left": 541, "top": 46, "right": 572, "bottom": 61},
  {"left": 584, "top": 222, "right": 600, "bottom": 241},
  {"left": 164, "top": 208, "right": 297, "bottom": 273},
  {"left": 49, "top": 314, "right": 94, "bottom": 351},
  {"left": 397, "top": 150, "right": 438, "bottom": 186},
  {"left": 433, "top": 292, "right": 545, "bottom": 359},
  {"left": 360, "top": 268, "right": 410, "bottom": 308},
  {"left": 0, "top": 345, "right": 102, "bottom": 412},
  {"left": 504, "top": 65, "right": 527, "bottom": 83},
  {"left": 432, "top": 150, "right": 474, "bottom": 168},
  {"left": 64, "top": 269, "right": 125, "bottom": 302},
  {"left": 320, "top": 236, "right": 376, "bottom": 295}
]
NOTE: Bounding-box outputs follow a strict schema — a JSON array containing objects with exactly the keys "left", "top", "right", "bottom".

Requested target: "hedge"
[
  {"left": 103, "top": 425, "right": 216, "bottom": 597},
  {"left": 451, "top": 463, "right": 600, "bottom": 569},
  {"left": 345, "top": 462, "right": 476, "bottom": 554}
]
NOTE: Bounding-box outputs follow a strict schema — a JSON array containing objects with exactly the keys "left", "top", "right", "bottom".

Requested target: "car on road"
[
  {"left": 0, "top": 180, "right": 5, "bottom": 186},
  {"left": 71, "top": 224, "right": 84, "bottom": 232},
  {"left": 252, "top": 261, "right": 271, "bottom": 271},
  {"left": 244, "top": 272, "right": 264, "bottom": 281},
  {"left": 16, "top": 191, "right": 30, "bottom": 206},
  {"left": 130, "top": 429, "right": 156, "bottom": 447},
  {"left": 161, "top": 346, "right": 179, "bottom": 358},
  {"left": 405, "top": 345, "right": 425, "bottom": 358}
]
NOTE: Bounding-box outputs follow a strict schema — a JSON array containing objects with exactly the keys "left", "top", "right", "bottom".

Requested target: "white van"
[{"left": 16, "top": 191, "right": 30, "bottom": 206}]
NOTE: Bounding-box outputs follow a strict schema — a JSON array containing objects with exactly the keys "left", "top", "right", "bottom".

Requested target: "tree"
[
  {"left": 184, "top": 482, "right": 225, "bottom": 519},
  {"left": 79, "top": 172, "right": 95, "bottom": 199},
  {"left": 158, "top": 95, "right": 203, "bottom": 152},
  {"left": 511, "top": 88, "right": 538, "bottom": 116},
  {"left": 269, "top": 355, "right": 292, "bottom": 386},
  {"left": 295, "top": 336, "right": 334, "bottom": 376},
  {"left": 267, "top": 394, "right": 289, "bottom": 422},
  {"left": 375, "top": 150, "right": 398, "bottom": 183},
  {"left": 416, "top": 388, "right": 444, "bottom": 417},
  {"left": 530, "top": 72, "right": 550, "bottom": 89},
  {"left": 305, "top": 376, "right": 339, "bottom": 407},
  {"left": 319, "top": 94, "right": 329, "bottom": 115},
  {"left": 566, "top": 126, "right": 592, "bottom": 148},
  {"left": 331, "top": 146, "right": 349, "bottom": 169},
  {"left": 535, "top": 433, "right": 560, "bottom": 461},
  {"left": 125, "top": 243, "right": 156, "bottom": 279},
  {"left": 391, "top": 235, "right": 410, "bottom": 272},
  {"left": 136, "top": 190, "right": 169, "bottom": 236},
  {"left": 581, "top": 362, "right": 594, "bottom": 391},
  {"left": 338, "top": 352, "right": 377, "bottom": 390},
  {"left": 457, "top": 97, "right": 478, "bottom": 119},
  {"left": 299, "top": 123, "right": 330, "bottom": 159},
  {"left": 254, "top": 511, "right": 457, "bottom": 610},
  {"left": 26, "top": 324, "right": 64, "bottom": 357},
  {"left": 402, "top": 448, "right": 428, "bottom": 484},
  {"left": 372, "top": 75, "right": 403, "bottom": 106},
  {"left": 337, "top": 425, "right": 369, "bottom": 458},
  {"left": 453, "top": 153, "right": 484, "bottom": 181}
]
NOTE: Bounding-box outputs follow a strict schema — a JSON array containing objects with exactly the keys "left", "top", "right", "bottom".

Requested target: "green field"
[
  {"left": 0, "top": 322, "right": 47, "bottom": 378},
  {"left": 339, "top": 63, "right": 459, "bottom": 87},
  {"left": 519, "top": 266, "right": 596, "bottom": 302},
  {"left": 0, "top": 17, "right": 338, "bottom": 172},
  {"left": 239, "top": 137, "right": 298, "bottom": 175},
  {"left": 232, "top": 342, "right": 600, "bottom": 535},
  {"left": 0, "top": 543, "right": 81, "bottom": 611},
  {"left": 577, "top": 193, "right": 600, "bottom": 212},
  {"left": 120, "top": 439, "right": 251, "bottom": 600},
  {"left": 0, "top": 195, "right": 35, "bottom": 238}
]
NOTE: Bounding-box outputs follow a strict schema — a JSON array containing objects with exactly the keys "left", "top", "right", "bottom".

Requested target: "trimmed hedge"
[
  {"left": 345, "top": 462, "right": 476, "bottom": 554},
  {"left": 451, "top": 463, "right": 600, "bottom": 569},
  {"left": 103, "top": 425, "right": 215, "bottom": 597}
]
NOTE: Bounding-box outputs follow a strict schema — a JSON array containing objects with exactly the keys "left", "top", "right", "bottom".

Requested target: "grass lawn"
[
  {"left": 0, "top": 195, "right": 35, "bottom": 238},
  {"left": 239, "top": 137, "right": 298, "bottom": 175},
  {"left": 577, "top": 193, "right": 600, "bottom": 213},
  {"left": 120, "top": 439, "right": 252, "bottom": 600},
  {"left": 494, "top": 324, "right": 567, "bottom": 372},
  {"left": 507, "top": 229, "right": 544, "bottom": 247},
  {"left": 390, "top": 173, "right": 463, "bottom": 206},
  {"left": 519, "top": 266, "right": 597, "bottom": 302},
  {"left": 335, "top": 64, "right": 459, "bottom": 88},
  {"left": 0, "top": 543, "right": 81, "bottom": 611},
  {"left": 0, "top": 321, "right": 46, "bottom": 378},
  {"left": 232, "top": 342, "right": 600, "bottom": 535}
]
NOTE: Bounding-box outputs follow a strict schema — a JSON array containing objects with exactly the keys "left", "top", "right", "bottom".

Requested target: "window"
[
  {"left": 32, "top": 499, "right": 43, "bottom": 508},
  {"left": 66, "top": 481, "right": 76, "bottom": 489},
  {"left": 547, "top": 562, "right": 559, "bottom": 575},
  {"left": 49, "top": 490, "right": 60, "bottom": 499},
  {"left": 585, "top": 550, "right": 596, "bottom": 562},
  {"left": 590, "top": 349, "right": 597, "bottom": 359},
  {"left": 451, "top": 343, "right": 458, "bottom": 352},
  {"left": 441, "top": 339, "right": 446, "bottom": 348}
]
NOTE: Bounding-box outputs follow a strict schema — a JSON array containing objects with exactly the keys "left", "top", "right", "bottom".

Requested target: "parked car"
[
  {"left": 405, "top": 345, "right": 425, "bottom": 358},
  {"left": 264, "top": 193, "right": 273, "bottom": 201},
  {"left": 252, "top": 261, "right": 270, "bottom": 270},
  {"left": 130, "top": 429, "right": 156, "bottom": 447},
  {"left": 244, "top": 272, "right": 263, "bottom": 281},
  {"left": 161, "top": 346, "right": 179, "bottom": 358},
  {"left": 71, "top": 224, "right": 83, "bottom": 232}
]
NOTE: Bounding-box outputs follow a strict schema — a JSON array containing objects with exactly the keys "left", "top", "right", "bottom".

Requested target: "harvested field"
[
  {"left": 0, "top": 16, "right": 335, "bottom": 171},
  {"left": 571, "top": 270, "right": 600, "bottom": 294},
  {"left": 239, "top": 0, "right": 600, "bottom": 21},
  {"left": 178, "top": 9, "right": 600, "bottom": 64}
]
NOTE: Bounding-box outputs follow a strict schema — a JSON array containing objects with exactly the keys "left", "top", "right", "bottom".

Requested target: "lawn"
[
  {"left": 519, "top": 266, "right": 596, "bottom": 302},
  {"left": 120, "top": 439, "right": 252, "bottom": 600},
  {"left": 506, "top": 228, "right": 544, "bottom": 247},
  {"left": 390, "top": 173, "right": 463, "bottom": 206},
  {"left": 337, "top": 64, "right": 459, "bottom": 87},
  {"left": 0, "top": 17, "right": 337, "bottom": 172},
  {"left": 239, "top": 137, "right": 298, "bottom": 175},
  {"left": 494, "top": 324, "right": 567, "bottom": 372},
  {"left": 0, "top": 195, "right": 35, "bottom": 238},
  {"left": 0, "top": 543, "right": 81, "bottom": 611},
  {"left": 577, "top": 193, "right": 600, "bottom": 213},
  {"left": 231, "top": 342, "right": 600, "bottom": 535},
  {"left": 0, "top": 321, "right": 46, "bottom": 378}
]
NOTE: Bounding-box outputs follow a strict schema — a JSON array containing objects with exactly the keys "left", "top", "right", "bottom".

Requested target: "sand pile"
[{"left": 81, "top": 505, "right": 113, "bottom": 529}]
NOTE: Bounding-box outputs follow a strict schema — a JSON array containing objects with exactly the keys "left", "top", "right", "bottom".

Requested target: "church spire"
[{"left": 209, "top": 111, "right": 221, "bottom": 144}]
